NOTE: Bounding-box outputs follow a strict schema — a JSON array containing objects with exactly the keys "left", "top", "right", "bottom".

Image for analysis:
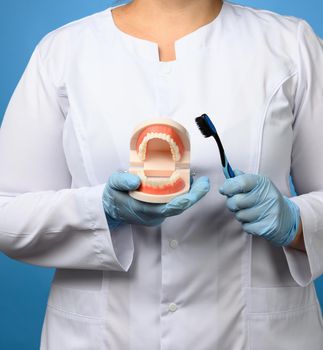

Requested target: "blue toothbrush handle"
[{"left": 223, "top": 155, "right": 235, "bottom": 179}]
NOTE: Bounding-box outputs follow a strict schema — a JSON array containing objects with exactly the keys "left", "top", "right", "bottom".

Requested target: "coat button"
[
  {"left": 169, "top": 239, "right": 178, "bottom": 249},
  {"left": 169, "top": 303, "right": 178, "bottom": 312},
  {"left": 163, "top": 65, "right": 172, "bottom": 74},
  {"left": 160, "top": 64, "right": 172, "bottom": 76}
]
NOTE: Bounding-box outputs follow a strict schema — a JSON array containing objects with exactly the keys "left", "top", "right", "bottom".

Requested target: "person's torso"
[{"left": 39, "top": 2, "right": 323, "bottom": 349}]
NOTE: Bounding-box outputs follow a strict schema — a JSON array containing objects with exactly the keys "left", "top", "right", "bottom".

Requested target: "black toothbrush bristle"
[
  {"left": 195, "top": 115, "right": 213, "bottom": 138},
  {"left": 195, "top": 114, "right": 226, "bottom": 167}
]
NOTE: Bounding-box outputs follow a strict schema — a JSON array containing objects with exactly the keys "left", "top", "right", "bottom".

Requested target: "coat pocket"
[
  {"left": 40, "top": 284, "right": 107, "bottom": 350},
  {"left": 246, "top": 285, "right": 323, "bottom": 350}
]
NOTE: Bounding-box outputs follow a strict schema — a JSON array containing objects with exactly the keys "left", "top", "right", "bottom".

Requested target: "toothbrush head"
[{"left": 195, "top": 113, "right": 217, "bottom": 137}]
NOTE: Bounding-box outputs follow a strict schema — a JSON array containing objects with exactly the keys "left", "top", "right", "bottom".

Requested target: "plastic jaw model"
[{"left": 129, "top": 118, "right": 190, "bottom": 203}]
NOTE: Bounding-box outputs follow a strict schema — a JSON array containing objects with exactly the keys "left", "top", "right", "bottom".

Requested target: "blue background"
[{"left": 0, "top": 1, "right": 322, "bottom": 348}]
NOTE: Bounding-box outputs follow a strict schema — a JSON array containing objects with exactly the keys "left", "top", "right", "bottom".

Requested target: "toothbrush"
[{"left": 195, "top": 113, "right": 235, "bottom": 179}]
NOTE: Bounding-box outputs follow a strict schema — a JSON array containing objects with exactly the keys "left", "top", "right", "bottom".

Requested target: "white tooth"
[
  {"left": 138, "top": 144, "right": 145, "bottom": 161},
  {"left": 172, "top": 172, "right": 180, "bottom": 181},
  {"left": 171, "top": 173, "right": 178, "bottom": 183},
  {"left": 136, "top": 170, "right": 146, "bottom": 183},
  {"left": 169, "top": 142, "right": 175, "bottom": 158},
  {"left": 138, "top": 134, "right": 150, "bottom": 160},
  {"left": 175, "top": 146, "right": 180, "bottom": 161},
  {"left": 168, "top": 140, "right": 180, "bottom": 162},
  {"left": 174, "top": 147, "right": 180, "bottom": 161}
]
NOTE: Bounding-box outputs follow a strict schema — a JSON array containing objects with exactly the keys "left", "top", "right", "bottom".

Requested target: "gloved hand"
[
  {"left": 219, "top": 170, "right": 301, "bottom": 246},
  {"left": 102, "top": 171, "right": 210, "bottom": 230}
]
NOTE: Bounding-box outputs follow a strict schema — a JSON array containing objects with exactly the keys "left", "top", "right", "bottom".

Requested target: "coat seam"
[
  {"left": 302, "top": 196, "right": 321, "bottom": 276},
  {"left": 0, "top": 228, "right": 96, "bottom": 237},
  {"left": 249, "top": 70, "right": 297, "bottom": 350},
  {"left": 254, "top": 70, "right": 297, "bottom": 174},
  {"left": 47, "top": 304, "right": 105, "bottom": 321},
  {"left": 247, "top": 303, "right": 318, "bottom": 318},
  {"left": 66, "top": 110, "right": 98, "bottom": 185},
  {"left": 247, "top": 235, "right": 252, "bottom": 350}
]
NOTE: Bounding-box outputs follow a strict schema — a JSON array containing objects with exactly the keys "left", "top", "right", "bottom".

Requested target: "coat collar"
[{"left": 106, "top": 1, "right": 228, "bottom": 63}]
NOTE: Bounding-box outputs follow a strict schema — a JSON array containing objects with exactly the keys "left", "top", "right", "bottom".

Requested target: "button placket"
[
  {"left": 160, "top": 224, "right": 181, "bottom": 347},
  {"left": 155, "top": 62, "right": 176, "bottom": 116},
  {"left": 157, "top": 61, "right": 181, "bottom": 349}
]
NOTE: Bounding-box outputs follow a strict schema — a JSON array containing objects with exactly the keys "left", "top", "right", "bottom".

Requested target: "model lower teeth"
[{"left": 137, "top": 169, "right": 180, "bottom": 188}]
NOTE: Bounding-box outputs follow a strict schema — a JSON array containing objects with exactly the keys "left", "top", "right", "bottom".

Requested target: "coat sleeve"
[
  {"left": 0, "top": 44, "right": 134, "bottom": 272},
  {"left": 283, "top": 20, "right": 323, "bottom": 287}
]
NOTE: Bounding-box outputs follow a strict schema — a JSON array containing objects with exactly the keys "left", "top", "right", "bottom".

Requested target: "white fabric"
[{"left": 1, "top": 1, "right": 323, "bottom": 349}]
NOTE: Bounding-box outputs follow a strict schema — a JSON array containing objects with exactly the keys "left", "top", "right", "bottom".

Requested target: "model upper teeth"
[
  {"left": 138, "top": 169, "right": 181, "bottom": 187},
  {"left": 138, "top": 132, "right": 181, "bottom": 161}
]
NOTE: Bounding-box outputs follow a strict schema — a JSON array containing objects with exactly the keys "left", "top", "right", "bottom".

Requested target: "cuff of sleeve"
[
  {"left": 84, "top": 184, "right": 134, "bottom": 272},
  {"left": 283, "top": 195, "right": 321, "bottom": 286}
]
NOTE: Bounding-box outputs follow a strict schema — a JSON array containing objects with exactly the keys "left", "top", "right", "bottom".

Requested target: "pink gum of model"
[{"left": 128, "top": 118, "right": 191, "bottom": 203}]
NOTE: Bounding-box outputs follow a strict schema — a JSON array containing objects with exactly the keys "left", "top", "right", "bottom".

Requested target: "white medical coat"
[{"left": 0, "top": 1, "right": 323, "bottom": 349}]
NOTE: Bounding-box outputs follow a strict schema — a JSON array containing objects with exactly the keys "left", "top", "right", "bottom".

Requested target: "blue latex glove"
[
  {"left": 219, "top": 170, "right": 301, "bottom": 246},
  {"left": 102, "top": 171, "right": 210, "bottom": 230}
]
